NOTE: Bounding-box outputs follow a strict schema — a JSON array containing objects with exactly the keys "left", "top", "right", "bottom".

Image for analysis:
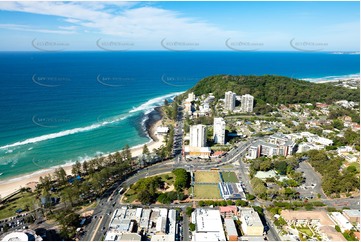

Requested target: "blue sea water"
[{"left": 0, "top": 51, "right": 359, "bottom": 181}]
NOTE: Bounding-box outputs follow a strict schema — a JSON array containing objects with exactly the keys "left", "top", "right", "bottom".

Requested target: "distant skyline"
[{"left": 0, "top": 1, "right": 359, "bottom": 51}]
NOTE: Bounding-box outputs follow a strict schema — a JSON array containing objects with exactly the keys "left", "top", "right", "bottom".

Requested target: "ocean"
[{"left": 0, "top": 51, "right": 359, "bottom": 181}]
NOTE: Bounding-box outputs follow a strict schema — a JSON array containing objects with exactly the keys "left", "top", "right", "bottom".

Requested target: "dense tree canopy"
[
  {"left": 307, "top": 150, "right": 360, "bottom": 196},
  {"left": 172, "top": 168, "right": 190, "bottom": 191},
  {"left": 181, "top": 75, "right": 359, "bottom": 114}
]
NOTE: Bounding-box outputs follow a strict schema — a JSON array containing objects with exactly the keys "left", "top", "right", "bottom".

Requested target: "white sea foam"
[
  {"left": 301, "top": 73, "right": 360, "bottom": 83},
  {"left": 0, "top": 91, "right": 184, "bottom": 150},
  {"left": 0, "top": 123, "right": 103, "bottom": 150},
  {"left": 129, "top": 91, "right": 184, "bottom": 114}
]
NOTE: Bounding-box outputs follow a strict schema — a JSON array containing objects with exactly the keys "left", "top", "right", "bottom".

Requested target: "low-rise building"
[
  {"left": 151, "top": 235, "right": 174, "bottom": 241},
  {"left": 156, "top": 126, "right": 169, "bottom": 135},
  {"left": 106, "top": 207, "right": 177, "bottom": 241},
  {"left": 224, "top": 218, "right": 239, "bottom": 241},
  {"left": 0, "top": 230, "right": 43, "bottom": 241},
  {"left": 281, "top": 210, "right": 346, "bottom": 241},
  {"left": 239, "top": 208, "right": 264, "bottom": 236},
  {"left": 219, "top": 182, "right": 246, "bottom": 200},
  {"left": 167, "top": 209, "right": 177, "bottom": 240},
  {"left": 254, "top": 170, "right": 287, "bottom": 182},
  {"left": 219, "top": 206, "right": 238, "bottom": 218},
  {"left": 330, "top": 212, "right": 354, "bottom": 232},
  {"left": 184, "top": 146, "right": 211, "bottom": 159},
  {"left": 117, "top": 233, "right": 141, "bottom": 241},
  {"left": 343, "top": 209, "right": 360, "bottom": 223},
  {"left": 246, "top": 133, "right": 295, "bottom": 159},
  {"left": 139, "top": 209, "right": 151, "bottom": 231},
  {"left": 191, "top": 208, "right": 226, "bottom": 241}
]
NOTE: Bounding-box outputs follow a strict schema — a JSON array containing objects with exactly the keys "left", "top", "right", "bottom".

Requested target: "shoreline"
[{"left": 0, "top": 107, "right": 165, "bottom": 198}]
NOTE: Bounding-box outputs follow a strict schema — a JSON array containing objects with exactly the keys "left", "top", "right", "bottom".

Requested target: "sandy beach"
[{"left": 0, "top": 113, "right": 165, "bottom": 198}]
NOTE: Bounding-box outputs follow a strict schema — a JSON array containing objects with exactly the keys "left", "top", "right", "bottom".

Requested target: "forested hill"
[{"left": 184, "top": 75, "right": 359, "bottom": 105}]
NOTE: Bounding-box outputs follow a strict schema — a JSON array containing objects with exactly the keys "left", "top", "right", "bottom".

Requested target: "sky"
[{"left": 0, "top": 1, "right": 359, "bottom": 51}]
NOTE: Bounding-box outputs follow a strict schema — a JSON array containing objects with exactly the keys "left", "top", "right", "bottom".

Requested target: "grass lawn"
[
  {"left": 194, "top": 171, "right": 220, "bottom": 183},
  {"left": 220, "top": 172, "right": 239, "bottom": 183},
  {"left": 298, "top": 227, "right": 313, "bottom": 237},
  {"left": 122, "top": 188, "right": 139, "bottom": 203},
  {"left": 348, "top": 162, "right": 360, "bottom": 173},
  {"left": 0, "top": 192, "right": 36, "bottom": 220},
  {"left": 193, "top": 184, "right": 221, "bottom": 199}
]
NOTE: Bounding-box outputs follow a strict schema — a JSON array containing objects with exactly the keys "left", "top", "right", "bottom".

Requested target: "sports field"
[
  {"left": 193, "top": 184, "right": 221, "bottom": 199},
  {"left": 220, "top": 172, "right": 239, "bottom": 183},
  {"left": 194, "top": 171, "right": 220, "bottom": 183}
]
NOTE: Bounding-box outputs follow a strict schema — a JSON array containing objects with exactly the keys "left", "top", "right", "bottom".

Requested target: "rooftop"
[
  {"left": 281, "top": 210, "right": 334, "bottom": 226},
  {"left": 224, "top": 218, "right": 239, "bottom": 236},
  {"left": 240, "top": 208, "right": 263, "bottom": 227},
  {"left": 343, "top": 209, "right": 360, "bottom": 218}
]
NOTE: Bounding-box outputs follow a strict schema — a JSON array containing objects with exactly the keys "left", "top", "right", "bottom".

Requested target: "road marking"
[{"left": 90, "top": 212, "right": 105, "bottom": 241}]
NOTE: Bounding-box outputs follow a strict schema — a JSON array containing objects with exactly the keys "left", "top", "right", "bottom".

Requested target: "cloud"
[
  {"left": 0, "top": 23, "right": 74, "bottom": 34},
  {"left": 0, "top": 2, "right": 358, "bottom": 51},
  {"left": 0, "top": 1, "right": 234, "bottom": 39}
]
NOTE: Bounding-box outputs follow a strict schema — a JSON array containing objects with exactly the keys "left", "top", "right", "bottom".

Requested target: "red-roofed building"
[
  {"left": 211, "top": 151, "right": 225, "bottom": 158},
  {"left": 219, "top": 206, "right": 238, "bottom": 218},
  {"left": 316, "top": 103, "right": 329, "bottom": 108}
]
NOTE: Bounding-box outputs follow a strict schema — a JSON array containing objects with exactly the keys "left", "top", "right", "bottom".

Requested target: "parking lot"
[{"left": 295, "top": 161, "right": 326, "bottom": 199}]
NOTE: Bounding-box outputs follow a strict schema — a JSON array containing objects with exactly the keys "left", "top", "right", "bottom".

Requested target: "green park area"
[
  {"left": 220, "top": 172, "right": 239, "bottom": 183},
  {"left": 194, "top": 171, "right": 220, "bottom": 183},
  {"left": 193, "top": 184, "right": 221, "bottom": 199},
  {"left": 122, "top": 169, "right": 190, "bottom": 204},
  {"left": 0, "top": 190, "right": 36, "bottom": 220}
]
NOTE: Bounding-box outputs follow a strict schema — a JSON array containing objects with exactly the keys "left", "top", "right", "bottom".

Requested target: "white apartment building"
[
  {"left": 241, "top": 94, "right": 254, "bottom": 113},
  {"left": 187, "top": 92, "right": 195, "bottom": 102},
  {"left": 239, "top": 208, "right": 264, "bottom": 236},
  {"left": 213, "top": 117, "right": 226, "bottom": 145},
  {"left": 225, "top": 91, "right": 236, "bottom": 111},
  {"left": 191, "top": 208, "right": 226, "bottom": 241},
  {"left": 190, "top": 124, "right": 207, "bottom": 148}
]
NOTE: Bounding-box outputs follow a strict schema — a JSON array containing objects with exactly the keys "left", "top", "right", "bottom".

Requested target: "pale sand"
[{"left": 0, "top": 119, "right": 165, "bottom": 198}]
